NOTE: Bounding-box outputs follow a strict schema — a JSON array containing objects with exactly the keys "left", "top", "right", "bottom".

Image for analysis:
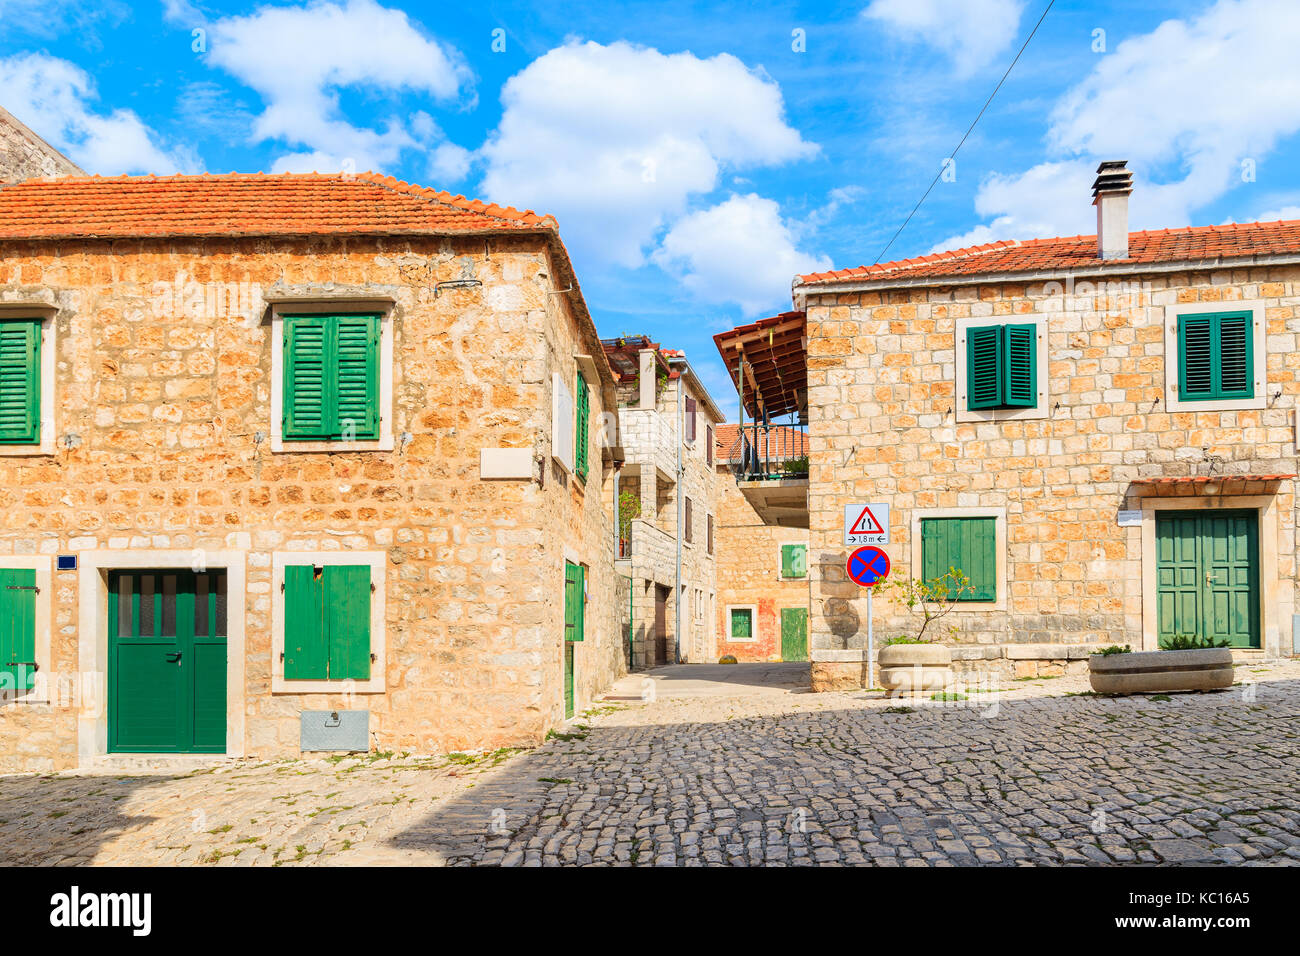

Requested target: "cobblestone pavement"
[{"left": 3, "top": 660, "right": 1299, "bottom": 866}]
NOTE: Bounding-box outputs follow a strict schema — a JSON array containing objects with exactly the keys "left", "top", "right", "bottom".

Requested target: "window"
[
  {"left": 0, "top": 317, "right": 42, "bottom": 446},
  {"left": 920, "top": 517, "right": 996, "bottom": 601},
  {"left": 564, "top": 561, "right": 585, "bottom": 642},
  {"left": 1178, "top": 311, "right": 1254, "bottom": 401},
  {"left": 966, "top": 323, "right": 1037, "bottom": 410},
  {"left": 0, "top": 567, "right": 37, "bottom": 698},
  {"left": 728, "top": 606, "right": 755, "bottom": 641},
  {"left": 282, "top": 313, "right": 380, "bottom": 441},
  {"left": 707, "top": 514, "right": 714, "bottom": 555},
  {"left": 574, "top": 370, "right": 590, "bottom": 481},
  {"left": 685, "top": 396, "right": 697, "bottom": 443},
  {"left": 684, "top": 497, "right": 693, "bottom": 543},
  {"left": 780, "top": 543, "right": 807, "bottom": 579},
  {"left": 283, "top": 565, "right": 373, "bottom": 680},
  {"left": 706, "top": 425, "right": 714, "bottom": 466}
]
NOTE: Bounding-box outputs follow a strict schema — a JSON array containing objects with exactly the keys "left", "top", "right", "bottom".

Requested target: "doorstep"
[{"left": 77, "top": 753, "right": 240, "bottom": 774}]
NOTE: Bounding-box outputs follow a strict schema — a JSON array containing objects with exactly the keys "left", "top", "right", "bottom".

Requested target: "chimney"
[{"left": 1092, "top": 160, "right": 1133, "bottom": 260}]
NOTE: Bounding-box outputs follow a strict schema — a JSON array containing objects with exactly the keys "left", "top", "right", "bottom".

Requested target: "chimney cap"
[{"left": 1092, "top": 160, "right": 1133, "bottom": 201}]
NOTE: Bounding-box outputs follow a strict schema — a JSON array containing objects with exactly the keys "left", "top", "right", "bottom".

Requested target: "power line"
[{"left": 872, "top": 0, "right": 1057, "bottom": 266}]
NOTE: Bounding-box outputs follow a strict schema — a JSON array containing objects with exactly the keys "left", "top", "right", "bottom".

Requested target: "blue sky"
[{"left": 3, "top": 0, "right": 1300, "bottom": 415}]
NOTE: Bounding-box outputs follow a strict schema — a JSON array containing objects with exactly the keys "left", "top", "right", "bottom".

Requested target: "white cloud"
[
  {"left": 0, "top": 52, "right": 194, "bottom": 174},
  {"left": 652, "top": 194, "right": 831, "bottom": 316},
  {"left": 427, "top": 142, "right": 472, "bottom": 183},
  {"left": 932, "top": 0, "right": 1300, "bottom": 251},
  {"left": 203, "top": 0, "right": 472, "bottom": 173},
  {"left": 863, "top": 0, "right": 1026, "bottom": 76},
  {"left": 1257, "top": 205, "right": 1300, "bottom": 222},
  {"left": 480, "top": 40, "right": 817, "bottom": 268}
]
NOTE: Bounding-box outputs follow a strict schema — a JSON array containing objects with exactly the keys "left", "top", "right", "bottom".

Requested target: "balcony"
[{"left": 725, "top": 424, "right": 809, "bottom": 528}]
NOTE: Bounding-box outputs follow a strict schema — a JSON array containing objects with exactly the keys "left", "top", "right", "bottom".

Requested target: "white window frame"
[
  {"left": 552, "top": 371, "right": 575, "bottom": 473},
  {"left": 270, "top": 300, "right": 395, "bottom": 453},
  {"left": 0, "top": 308, "right": 56, "bottom": 456},
  {"left": 0, "top": 556, "right": 52, "bottom": 705},
  {"left": 271, "top": 550, "right": 386, "bottom": 694},
  {"left": 910, "top": 507, "right": 1007, "bottom": 611},
  {"left": 1162, "top": 300, "right": 1266, "bottom": 413},
  {"left": 954, "top": 315, "right": 1049, "bottom": 423},
  {"left": 725, "top": 604, "right": 758, "bottom": 643}
]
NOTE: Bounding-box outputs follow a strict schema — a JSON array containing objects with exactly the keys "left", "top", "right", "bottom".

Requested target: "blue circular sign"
[{"left": 847, "top": 546, "right": 890, "bottom": 587}]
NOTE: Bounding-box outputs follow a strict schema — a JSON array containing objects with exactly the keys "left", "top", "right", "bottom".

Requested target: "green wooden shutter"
[
  {"left": 564, "top": 561, "right": 584, "bottom": 642},
  {"left": 781, "top": 544, "right": 807, "bottom": 578},
  {"left": 966, "top": 325, "right": 1003, "bottom": 409},
  {"left": 1003, "top": 323, "right": 1037, "bottom": 407},
  {"left": 730, "top": 608, "right": 752, "bottom": 639},
  {"left": 283, "top": 316, "right": 329, "bottom": 439},
  {"left": 284, "top": 566, "right": 327, "bottom": 679},
  {"left": 334, "top": 315, "right": 379, "bottom": 440},
  {"left": 920, "top": 517, "right": 996, "bottom": 601},
  {"left": 0, "top": 568, "right": 37, "bottom": 692},
  {"left": 1216, "top": 312, "right": 1252, "bottom": 398},
  {"left": 326, "top": 565, "right": 371, "bottom": 680},
  {"left": 1178, "top": 316, "right": 1214, "bottom": 400},
  {"left": 574, "top": 370, "right": 589, "bottom": 481},
  {"left": 0, "top": 319, "right": 40, "bottom": 445}
]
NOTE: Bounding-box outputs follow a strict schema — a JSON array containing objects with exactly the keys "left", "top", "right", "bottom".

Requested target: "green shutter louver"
[
  {"left": 574, "top": 370, "right": 589, "bottom": 481},
  {"left": 0, "top": 319, "right": 41, "bottom": 445},
  {"left": 283, "top": 313, "right": 379, "bottom": 440},
  {"left": 1003, "top": 324, "right": 1037, "bottom": 407},
  {"left": 730, "top": 608, "right": 752, "bottom": 639},
  {"left": 967, "top": 323, "right": 1037, "bottom": 410},
  {"left": 920, "top": 517, "right": 996, "bottom": 601},
  {"left": 967, "top": 325, "right": 1003, "bottom": 409},
  {"left": 564, "top": 561, "right": 584, "bottom": 642},
  {"left": 1178, "top": 311, "right": 1254, "bottom": 401},
  {"left": 781, "top": 544, "right": 807, "bottom": 579},
  {"left": 284, "top": 564, "right": 371, "bottom": 680},
  {"left": 0, "top": 568, "right": 37, "bottom": 693}
]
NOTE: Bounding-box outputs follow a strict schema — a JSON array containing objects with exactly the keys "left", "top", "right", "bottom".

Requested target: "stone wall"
[
  {"left": 714, "top": 465, "right": 809, "bottom": 661},
  {"left": 0, "top": 107, "right": 83, "bottom": 183},
  {"left": 804, "top": 266, "right": 1300, "bottom": 688},
  {"left": 0, "top": 233, "right": 621, "bottom": 770}
]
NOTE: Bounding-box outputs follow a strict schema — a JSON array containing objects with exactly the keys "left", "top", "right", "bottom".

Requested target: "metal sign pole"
[{"left": 867, "top": 587, "right": 874, "bottom": 690}]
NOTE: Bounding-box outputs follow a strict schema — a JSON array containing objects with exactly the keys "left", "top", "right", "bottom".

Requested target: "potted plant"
[
  {"left": 617, "top": 490, "right": 640, "bottom": 559},
  {"left": 876, "top": 568, "right": 972, "bottom": 696},
  {"left": 1088, "top": 635, "right": 1235, "bottom": 694}
]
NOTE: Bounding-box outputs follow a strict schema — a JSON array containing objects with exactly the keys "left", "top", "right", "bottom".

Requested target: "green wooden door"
[
  {"left": 1155, "top": 511, "right": 1259, "bottom": 648},
  {"left": 109, "top": 571, "right": 227, "bottom": 753},
  {"left": 780, "top": 607, "right": 808, "bottom": 662},
  {"left": 564, "top": 643, "right": 575, "bottom": 720},
  {"left": 0, "top": 568, "right": 38, "bottom": 695}
]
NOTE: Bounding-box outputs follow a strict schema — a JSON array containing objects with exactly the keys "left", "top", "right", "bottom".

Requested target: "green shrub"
[
  {"left": 1092, "top": 644, "right": 1132, "bottom": 656},
  {"left": 1158, "top": 634, "right": 1231, "bottom": 651},
  {"left": 884, "top": 635, "right": 930, "bottom": 646}
]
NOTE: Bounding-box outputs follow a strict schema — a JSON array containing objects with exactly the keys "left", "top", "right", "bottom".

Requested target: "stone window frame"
[
  {"left": 953, "top": 314, "right": 1050, "bottom": 423},
  {"left": 271, "top": 551, "right": 387, "bottom": 694},
  {"left": 77, "top": 549, "right": 248, "bottom": 764},
  {"left": 1162, "top": 299, "right": 1266, "bottom": 413},
  {"left": 909, "top": 507, "right": 1008, "bottom": 612},
  {"left": 0, "top": 306, "right": 57, "bottom": 457},
  {"left": 0, "top": 556, "right": 53, "bottom": 706},
  {"left": 269, "top": 300, "right": 395, "bottom": 453},
  {"left": 724, "top": 604, "right": 758, "bottom": 643}
]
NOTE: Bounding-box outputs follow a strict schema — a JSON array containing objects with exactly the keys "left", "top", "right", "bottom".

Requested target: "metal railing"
[{"left": 726, "top": 421, "right": 808, "bottom": 481}]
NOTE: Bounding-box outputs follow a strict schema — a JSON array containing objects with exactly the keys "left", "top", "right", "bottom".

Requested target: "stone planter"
[
  {"left": 879, "top": 643, "right": 953, "bottom": 696},
  {"left": 1088, "top": 648, "right": 1235, "bottom": 695}
]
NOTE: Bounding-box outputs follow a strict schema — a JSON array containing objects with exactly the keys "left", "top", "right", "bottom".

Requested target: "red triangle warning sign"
[{"left": 848, "top": 506, "right": 885, "bottom": 536}]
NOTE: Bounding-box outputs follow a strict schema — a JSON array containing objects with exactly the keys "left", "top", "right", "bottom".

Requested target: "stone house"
[
  {"left": 0, "top": 171, "right": 624, "bottom": 771},
  {"left": 604, "top": 337, "right": 724, "bottom": 667},
  {"left": 713, "top": 424, "right": 809, "bottom": 661},
  {"left": 0, "top": 106, "right": 84, "bottom": 184},
  {"left": 793, "top": 162, "right": 1300, "bottom": 690}
]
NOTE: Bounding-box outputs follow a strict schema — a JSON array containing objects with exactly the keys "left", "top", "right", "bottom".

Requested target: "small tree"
[
  {"left": 618, "top": 490, "right": 641, "bottom": 540},
  {"left": 881, "top": 567, "right": 974, "bottom": 643}
]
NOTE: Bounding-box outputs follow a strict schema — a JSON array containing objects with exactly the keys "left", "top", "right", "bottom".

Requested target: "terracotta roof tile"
[
  {"left": 715, "top": 423, "right": 808, "bottom": 463},
  {"left": 0, "top": 172, "right": 557, "bottom": 240},
  {"left": 796, "top": 219, "right": 1300, "bottom": 286}
]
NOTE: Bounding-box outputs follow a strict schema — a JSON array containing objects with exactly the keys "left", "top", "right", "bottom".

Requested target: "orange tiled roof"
[
  {"left": 0, "top": 172, "right": 556, "bottom": 240},
  {"left": 796, "top": 219, "right": 1300, "bottom": 286},
  {"left": 715, "top": 423, "right": 808, "bottom": 463}
]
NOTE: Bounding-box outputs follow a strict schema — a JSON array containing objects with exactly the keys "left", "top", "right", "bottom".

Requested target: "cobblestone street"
[{"left": 3, "top": 661, "right": 1300, "bottom": 866}]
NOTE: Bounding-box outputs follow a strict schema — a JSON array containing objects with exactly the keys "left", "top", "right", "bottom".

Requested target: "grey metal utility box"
[{"left": 300, "top": 710, "right": 369, "bottom": 753}]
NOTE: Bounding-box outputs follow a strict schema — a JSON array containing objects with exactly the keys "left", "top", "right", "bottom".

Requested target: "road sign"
[
  {"left": 844, "top": 503, "right": 890, "bottom": 546},
  {"left": 847, "top": 546, "right": 890, "bottom": 588}
]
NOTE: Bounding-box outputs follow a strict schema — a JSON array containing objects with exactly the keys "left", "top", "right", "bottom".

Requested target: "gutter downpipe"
[{"left": 675, "top": 371, "right": 684, "bottom": 664}]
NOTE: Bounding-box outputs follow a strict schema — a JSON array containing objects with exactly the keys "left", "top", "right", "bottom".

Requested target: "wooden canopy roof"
[{"left": 712, "top": 311, "right": 807, "bottom": 422}]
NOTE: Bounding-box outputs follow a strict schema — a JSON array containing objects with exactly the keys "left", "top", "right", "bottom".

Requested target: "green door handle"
[{"left": 165, "top": 652, "right": 182, "bottom": 663}]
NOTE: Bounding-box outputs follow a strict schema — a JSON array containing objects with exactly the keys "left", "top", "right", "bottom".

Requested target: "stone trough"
[{"left": 1087, "top": 648, "right": 1235, "bottom": 695}]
